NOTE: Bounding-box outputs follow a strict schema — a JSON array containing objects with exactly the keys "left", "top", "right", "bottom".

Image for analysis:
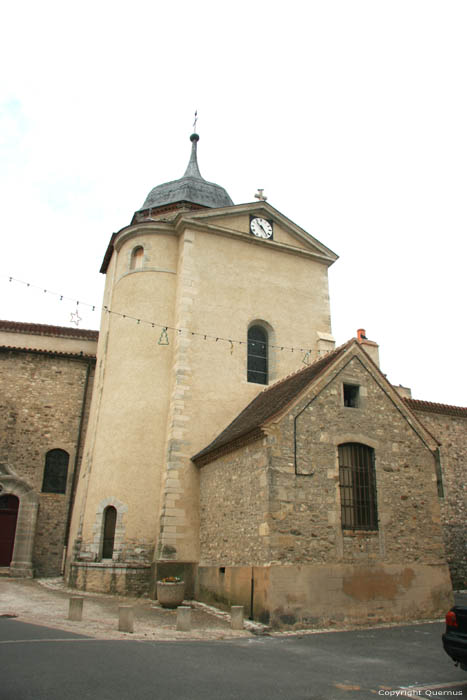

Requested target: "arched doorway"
[{"left": 0, "top": 494, "right": 19, "bottom": 566}]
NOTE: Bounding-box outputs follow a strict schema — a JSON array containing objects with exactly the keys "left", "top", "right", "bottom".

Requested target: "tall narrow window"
[
  {"left": 247, "top": 325, "right": 268, "bottom": 384},
  {"left": 130, "top": 246, "right": 144, "bottom": 270},
  {"left": 42, "top": 449, "right": 69, "bottom": 494},
  {"left": 339, "top": 443, "right": 378, "bottom": 530},
  {"left": 102, "top": 506, "right": 117, "bottom": 559}
]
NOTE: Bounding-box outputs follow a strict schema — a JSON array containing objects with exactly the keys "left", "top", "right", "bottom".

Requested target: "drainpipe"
[{"left": 250, "top": 566, "right": 255, "bottom": 620}]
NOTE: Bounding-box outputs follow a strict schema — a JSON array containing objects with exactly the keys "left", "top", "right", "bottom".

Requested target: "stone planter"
[{"left": 156, "top": 580, "right": 185, "bottom": 608}]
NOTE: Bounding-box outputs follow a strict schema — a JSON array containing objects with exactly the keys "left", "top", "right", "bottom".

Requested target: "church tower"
[{"left": 66, "top": 132, "right": 338, "bottom": 594}]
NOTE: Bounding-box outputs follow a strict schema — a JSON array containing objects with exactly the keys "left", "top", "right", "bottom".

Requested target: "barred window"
[
  {"left": 247, "top": 325, "right": 268, "bottom": 385},
  {"left": 42, "top": 449, "right": 69, "bottom": 494},
  {"left": 339, "top": 443, "right": 378, "bottom": 530}
]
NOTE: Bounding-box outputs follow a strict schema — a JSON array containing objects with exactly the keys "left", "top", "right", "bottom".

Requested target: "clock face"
[{"left": 250, "top": 217, "right": 273, "bottom": 239}]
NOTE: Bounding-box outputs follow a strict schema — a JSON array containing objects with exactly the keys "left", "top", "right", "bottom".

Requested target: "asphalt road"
[{"left": 1, "top": 617, "right": 466, "bottom": 700}]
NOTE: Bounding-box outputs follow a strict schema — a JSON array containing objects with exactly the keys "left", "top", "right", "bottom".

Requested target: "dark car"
[{"left": 443, "top": 606, "right": 467, "bottom": 670}]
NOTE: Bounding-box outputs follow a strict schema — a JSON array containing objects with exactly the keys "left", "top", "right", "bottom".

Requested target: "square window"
[{"left": 343, "top": 384, "right": 359, "bottom": 408}]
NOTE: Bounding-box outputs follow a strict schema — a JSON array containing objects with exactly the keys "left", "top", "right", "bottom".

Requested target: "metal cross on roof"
[
  {"left": 193, "top": 110, "right": 198, "bottom": 132},
  {"left": 254, "top": 188, "right": 267, "bottom": 201}
]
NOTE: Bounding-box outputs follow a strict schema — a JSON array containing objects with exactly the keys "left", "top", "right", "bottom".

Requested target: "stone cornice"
[{"left": 174, "top": 217, "right": 337, "bottom": 266}]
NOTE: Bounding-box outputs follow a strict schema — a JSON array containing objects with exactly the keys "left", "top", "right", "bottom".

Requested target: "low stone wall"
[
  {"left": 69, "top": 562, "right": 150, "bottom": 596},
  {"left": 197, "top": 566, "right": 254, "bottom": 617},
  {"left": 197, "top": 562, "right": 453, "bottom": 629},
  {"left": 264, "top": 562, "right": 453, "bottom": 628}
]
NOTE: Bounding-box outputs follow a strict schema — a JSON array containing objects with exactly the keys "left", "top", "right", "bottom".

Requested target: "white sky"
[{"left": 1, "top": 0, "right": 466, "bottom": 406}]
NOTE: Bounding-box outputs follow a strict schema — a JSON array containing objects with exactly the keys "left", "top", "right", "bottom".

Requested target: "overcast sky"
[{"left": 1, "top": 0, "right": 466, "bottom": 406}]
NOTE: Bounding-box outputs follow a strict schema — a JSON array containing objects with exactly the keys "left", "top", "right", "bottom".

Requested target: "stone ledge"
[{"left": 72, "top": 562, "right": 150, "bottom": 570}]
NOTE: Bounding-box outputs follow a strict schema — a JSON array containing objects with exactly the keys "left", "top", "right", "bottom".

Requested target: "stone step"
[{"left": 0, "top": 567, "right": 11, "bottom": 577}]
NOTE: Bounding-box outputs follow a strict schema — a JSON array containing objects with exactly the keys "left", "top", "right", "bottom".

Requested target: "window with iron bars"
[{"left": 338, "top": 443, "right": 378, "bottom": 530}]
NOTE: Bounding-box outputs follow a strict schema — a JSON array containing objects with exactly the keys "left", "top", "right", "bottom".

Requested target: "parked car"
[{"left": 442, "top": 606, "right": 467, "bottom": 670}]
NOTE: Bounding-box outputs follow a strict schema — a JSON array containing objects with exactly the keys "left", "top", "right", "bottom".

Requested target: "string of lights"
[{"left": 5, "top": 275, "right": 314, "bottom": 363}]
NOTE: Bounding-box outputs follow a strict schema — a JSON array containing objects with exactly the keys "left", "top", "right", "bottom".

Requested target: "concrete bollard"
[
  {"left": 176, "top": 605, "right": 192, "bottom": 632},
  {"left": 231, "top": 605, "right": 244, "bottom": 630},
  {"left": 68, "top": 596, "right": 83, "bottom": 621},
  {"left": 118, "top": 605, "right": 134, "bottom": 633}
]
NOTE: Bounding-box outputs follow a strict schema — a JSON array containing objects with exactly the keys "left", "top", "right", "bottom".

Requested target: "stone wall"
[
  {"left": 199, "top": 441, "right": 270, "bottom": 565},
  {"left": 197, "top": 350, "right": 453, "bottom": 625},
  {"left": 265, "top": 357, "right": 446, "bottom": 567},
  {"left": 69, "top": 562, "right": 150, "bottom": 596},
  {"left": 410, "top": 406, "right": 467, "bottom": 588},
  {"left": 0, "top": 348, "right": 94, "bottom": 576}
]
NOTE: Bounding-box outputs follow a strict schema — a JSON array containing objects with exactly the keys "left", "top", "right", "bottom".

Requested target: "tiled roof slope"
[
  {"left": 403, "top": 398, "right": 467, "bottom": 418},
  {"left": 0, "top": 320, "right": 99, "bottom": 340},
  {"left": 0, "top": 345, "right": 96, "bottom": 360},
  {"left": 193, "top": 341, "right": 352, "bottom": 464}
]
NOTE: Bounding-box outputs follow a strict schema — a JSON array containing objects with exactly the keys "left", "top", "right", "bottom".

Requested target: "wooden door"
[{"left": 0, "top": 495, "right": 19, "bottom": 566}]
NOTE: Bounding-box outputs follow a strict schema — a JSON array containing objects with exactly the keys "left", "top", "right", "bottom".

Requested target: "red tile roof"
[
  {"left": 193, "top": 341, "right": 352, "bottom": 465},
  {"left": 0, "top": 345, "right": 96, "bottom": 360},
  {"left": 404, "top": 398, "right": 467, "bottom": 418},
  {"left": 0, "top": 319, "right": 98, "bottom": 340}
]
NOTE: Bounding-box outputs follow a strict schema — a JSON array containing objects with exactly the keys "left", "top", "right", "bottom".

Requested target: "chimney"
[
  {"left": 356, "top": 328, "right": 380, "bottom": 366},
  {"left": 357, "top": 328, "right": 367, "bottom": 342}
]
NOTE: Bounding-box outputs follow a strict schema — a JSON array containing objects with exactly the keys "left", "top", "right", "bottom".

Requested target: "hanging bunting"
[{"left": 6, "top": 274, "right": 317, "bottom": 360}]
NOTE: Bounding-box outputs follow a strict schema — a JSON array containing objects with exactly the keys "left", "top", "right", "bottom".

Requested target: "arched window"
[
  {"left": 102, "top": 506, "right": 117, "bottom": 559},
  {"left": 247, "top": 325, "right": 268, "bottom": 385},
  {"left": 130, "top": 246, "right": 144, "bottom": 270},
  {"left": 338, "top": 443, "right": 378, "bottom": 530},
  {"left": 42, "top": 449, "right": 69, "bottom": 494}
]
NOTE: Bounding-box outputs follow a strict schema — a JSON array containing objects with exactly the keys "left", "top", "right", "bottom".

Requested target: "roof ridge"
[
  {"left": 0, "top": 319, "right": 99, "bottom": 339},
  {"left": 404, "top": 397, "right": 467, "bottom": 415},
  {"left": 256, "top": 339, "right": 354, "bottom": 395},
  {"left": 193, "top": 338, "right": 355, "bottom": 464},
  {"left": 0, "top": 344, "right": 96, "bottom": 359}
]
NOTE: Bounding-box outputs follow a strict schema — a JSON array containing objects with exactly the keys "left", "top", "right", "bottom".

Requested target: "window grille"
[
  {"left": 247, "top": 325, "right": 268, "bottom": 384},
  {"left": 339, "top": 443, "right": 378, "bottom": 530},
  {"left": 42, "top": 449, "right": 69, "bottom": 494}
]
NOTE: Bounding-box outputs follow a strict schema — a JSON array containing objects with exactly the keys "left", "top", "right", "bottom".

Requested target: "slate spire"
[
  {"left": 139, "top": 132, "right": 233, "bottom": 212},
  {"left": 183, "top": 133, "right": 202, "bottom": 179}
]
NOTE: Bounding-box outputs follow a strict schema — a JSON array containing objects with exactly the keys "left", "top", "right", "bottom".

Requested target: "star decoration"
[{"left": 70, "top": 310, "right": 82, "bottom": 327}]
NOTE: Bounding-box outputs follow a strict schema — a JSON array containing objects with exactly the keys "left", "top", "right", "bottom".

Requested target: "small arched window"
[
  {"left": 130, "top": 246, "right": 144, "bottom": 270},
  {"left": 247, "top": 325, "right": 268, "bottom": 385},
  {"left": 102, "top": 506, "right": 117, "bottom": 559},
  {"left": 42, "top": 449, "right": 69, "bottom": 494}
]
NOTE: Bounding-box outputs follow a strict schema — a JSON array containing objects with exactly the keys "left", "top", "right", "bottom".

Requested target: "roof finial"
[{"left": 184, "top": 118, "right": 202, "bottom": 178}]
